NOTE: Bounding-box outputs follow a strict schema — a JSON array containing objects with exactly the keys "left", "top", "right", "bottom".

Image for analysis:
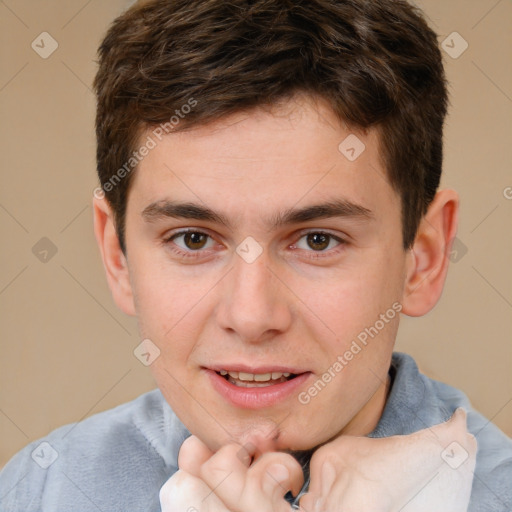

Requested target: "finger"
[
  {"left": 199, "top": 443, "right": 251, "bottom": 504},
  {"left": 298, "top": 492, "right": 323, "bottom": 512},
  {"left": 179, "top": 435, "right": 215, "bottom": 476},
  {"left": 199, "top": 443, "right": 303, "bottom": 512},
  {"left": 234, "top": 452, "right": 303, "bottom": 512},
  {"left": 159, "top": 469, "right": 228, "bottom": 512},
  {"left": 242, "top": 432, "right": 280, "bottom": 460},
  {"left": 307, "top": 454, "right": 339, "bottom": 497},
  {"left": 236, "top": 440, "right": 262, "bottom": 467}
]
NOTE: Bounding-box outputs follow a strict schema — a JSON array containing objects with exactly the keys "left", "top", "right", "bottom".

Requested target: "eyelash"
[
  {"left": 163, "top": 229, "right": 347, "bottom": 260},
  {"left": 163, "top": 230, "right": 217, "bottom": 260}
]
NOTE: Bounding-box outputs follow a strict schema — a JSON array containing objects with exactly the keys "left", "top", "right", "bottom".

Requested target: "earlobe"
[
  {"left": 93, "top": 197, "right": 136, "bottom": 316},
  {"left": 401, "top": 189, "right": 459, "bottom": 317}
]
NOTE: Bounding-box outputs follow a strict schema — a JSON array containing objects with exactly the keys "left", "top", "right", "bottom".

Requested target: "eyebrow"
[{"left": 141, "top": 198, "right": 373, "bottom": 230}]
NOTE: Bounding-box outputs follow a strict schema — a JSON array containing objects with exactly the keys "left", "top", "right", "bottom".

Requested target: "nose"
[{"left": 216, "top": 250, "right": 293, "bottom": 343}]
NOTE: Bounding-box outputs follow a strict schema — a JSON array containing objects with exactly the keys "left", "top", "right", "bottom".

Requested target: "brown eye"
[
  {"left": 306, "top": 233, "right": 330, "bottom": 251},
  {"left": 293, "top": 231, "right": 345, "bottom": 255},
  {"left": 169, "top": 231, "right": 215, "bottom": 252},
  {"left": 183, "top": 232, "right": 208, "bottom": 250}
]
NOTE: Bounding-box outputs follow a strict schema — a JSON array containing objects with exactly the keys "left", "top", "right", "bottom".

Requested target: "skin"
[
  {"left": 161, "top": 409, "right": 476, "bottom": 511},
  {"left": 94, "top": 92, "right": 459, "bottom": 509}
]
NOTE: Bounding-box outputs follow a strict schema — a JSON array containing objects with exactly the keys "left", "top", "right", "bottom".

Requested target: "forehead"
[{"left": 128, "top": 94, "right": 397, "bottom": 223}]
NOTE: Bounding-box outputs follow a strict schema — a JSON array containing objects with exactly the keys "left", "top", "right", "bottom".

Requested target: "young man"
[{"left": 1, "top": 0, "right": 511, "bottom": 510}]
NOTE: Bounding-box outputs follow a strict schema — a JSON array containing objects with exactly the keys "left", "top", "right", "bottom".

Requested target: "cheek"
[
  {"left": 305, "top": 259, "right": 402, "bottom": 340},
  {"left": 131, "top": 254, "right": 212, "bottom": 336},
  {"left": 298, "top": 251, "right": 404, "bottom": 402}
]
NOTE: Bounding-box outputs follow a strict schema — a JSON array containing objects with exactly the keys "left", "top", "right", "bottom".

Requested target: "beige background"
[{"left": 0, "top": 0, "right": 511, "bottom": 469}]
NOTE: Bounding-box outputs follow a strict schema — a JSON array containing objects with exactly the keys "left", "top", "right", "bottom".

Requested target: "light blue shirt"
[{"left": 1, "top": 352, "right": 511, "bottom": 511}]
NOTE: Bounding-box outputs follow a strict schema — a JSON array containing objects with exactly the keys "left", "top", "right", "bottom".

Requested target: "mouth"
[
  {"left": 216, "top": 370, "right": 298, "bottom": 387},
  {"left": 205, "top": 365, "right": 311, "bottom": 409}
]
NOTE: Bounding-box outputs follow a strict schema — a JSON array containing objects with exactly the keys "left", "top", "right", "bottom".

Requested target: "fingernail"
[{"left": 267, "top": 463, "right": 290, "bottom": 483}]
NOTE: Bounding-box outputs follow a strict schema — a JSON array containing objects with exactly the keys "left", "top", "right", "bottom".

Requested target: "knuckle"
[
  {"left": 310, "top": 445, "right": 340, "bottom": 473},
  {"left": 200, "top": 454, "right": 230, "bottom": 481}
]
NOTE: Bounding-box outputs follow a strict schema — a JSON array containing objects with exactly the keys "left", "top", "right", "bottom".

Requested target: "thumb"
[
  {"left": 178, "top": 435, "right": 215, "bottom": 476},
  {"left": 252, "top": 453, "right": 304, "bottom": 506}
]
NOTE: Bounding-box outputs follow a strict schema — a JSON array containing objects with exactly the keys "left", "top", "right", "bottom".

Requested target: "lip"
[{"left": 204, "top": 368, "right": 312, "bottom": 409}]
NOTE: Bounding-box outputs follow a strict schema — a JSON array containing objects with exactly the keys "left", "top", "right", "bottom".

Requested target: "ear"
[
  {"left": 401, "top": 189, "right": 459, "bottom": 317},
  {"left": 93, "top": 196, "right": 136, "bottom": 316}
]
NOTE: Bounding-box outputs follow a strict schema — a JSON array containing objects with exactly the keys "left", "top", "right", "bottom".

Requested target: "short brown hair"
[{"left": 94, "top": 0, "right": 448, "bottom": 253}]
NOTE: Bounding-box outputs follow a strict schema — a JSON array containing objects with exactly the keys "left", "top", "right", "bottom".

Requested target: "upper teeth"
[{"left": 219, "top": 370, "right": 291, "bottom": 381}]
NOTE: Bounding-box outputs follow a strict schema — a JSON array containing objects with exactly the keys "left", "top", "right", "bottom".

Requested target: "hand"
[
  {"left": 299, "top": 408, "right": 477, "bottom": 512},
  {"left": 160, "top": 435, "right": 304, "bottom": 512}
]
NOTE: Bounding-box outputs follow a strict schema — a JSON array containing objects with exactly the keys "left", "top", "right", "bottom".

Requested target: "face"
[{"left": 122, "top": 94, "right": 409, "bottom": 452}]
